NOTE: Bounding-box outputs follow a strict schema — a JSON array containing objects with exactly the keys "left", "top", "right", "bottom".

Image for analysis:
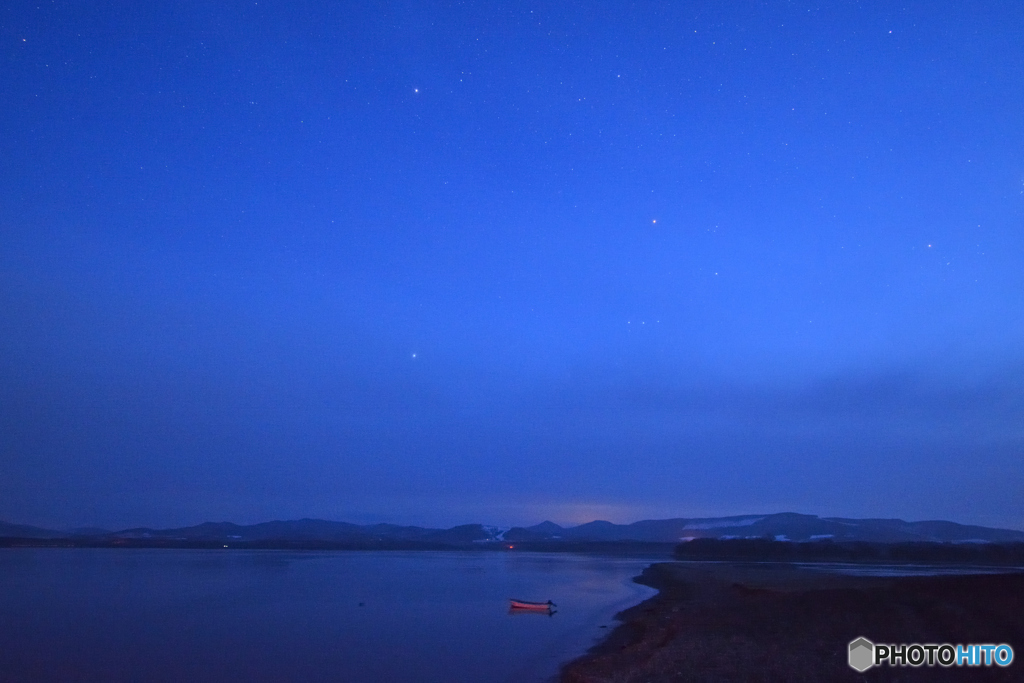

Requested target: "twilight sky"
[{"left": 2, "top": 1, "right": 1022, "bottom": 531}]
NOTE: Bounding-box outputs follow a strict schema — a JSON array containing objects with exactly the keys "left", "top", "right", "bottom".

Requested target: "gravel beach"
[{"left": 561, "top": 562, "right": 1023, "bottom": 682}]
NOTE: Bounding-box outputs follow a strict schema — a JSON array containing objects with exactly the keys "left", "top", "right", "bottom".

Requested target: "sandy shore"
[{"left": 560, "top": 562, "right": 1023, "bottom": 682}]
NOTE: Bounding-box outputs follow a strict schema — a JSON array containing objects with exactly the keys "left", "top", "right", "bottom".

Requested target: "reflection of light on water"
[
  {"left": 796, "top": 562, "right": 1024, "bottom": 577},
  {"left": 507, "top": 610, "right": 557, "bottom": 618},
  {"left": 491, "top": 554, "right": 656, "bottom": 683},
  {"left": 1, "top": 549, "right": 657, "bottom": 683}
]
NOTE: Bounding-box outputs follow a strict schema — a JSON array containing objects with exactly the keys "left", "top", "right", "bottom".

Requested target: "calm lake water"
[{"left": 0, "top": 549, "right": 658, "bottom": 683}]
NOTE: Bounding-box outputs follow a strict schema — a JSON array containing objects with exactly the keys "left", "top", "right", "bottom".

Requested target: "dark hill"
[
  {"left": 3, "top": 513, "right": 1022, "bottom": 548},
  {"left": 504, "top": 513, "right": 1024, "bottom": 544}
]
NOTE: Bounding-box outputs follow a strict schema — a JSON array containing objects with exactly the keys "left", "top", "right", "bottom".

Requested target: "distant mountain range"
[
  {"left": 2, "top": 512, "right": 1023, "bottom": 547},
  {"left": 505, "top": 513, "right": 1024, "bottom": 544}
]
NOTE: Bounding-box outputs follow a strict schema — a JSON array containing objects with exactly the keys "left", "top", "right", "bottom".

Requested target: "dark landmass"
[
  {"left": 675, "top": 537, "right": 1024, "bottom": 566},
  {"left": 4, "top": 509, "right": 1019, "bottom": 548},
  {"left": 495, "top": 541, "right": 677, "bottom": 556},
  {"left": 0, "top": 519, "right": 504, "bottom": 549},
  {"left": 0, "top": 536, "right": 462, "bottom": 551},
  {"left": 507, "top": 512, "right": 1024, "bottom": 544},
  {"left": 0, "top": 535, "right": 677, "bottom": 556},
  {"left": 561, "top": 562, "right": 1024, "bottom": 682}
]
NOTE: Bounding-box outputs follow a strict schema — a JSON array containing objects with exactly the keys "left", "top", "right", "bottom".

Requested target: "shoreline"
[
  {"left": 560, "top": 561, "right": 1024, "bottom": 682},
  {"left": 0, "top": 537, "right": 677, "bottom": 556}
]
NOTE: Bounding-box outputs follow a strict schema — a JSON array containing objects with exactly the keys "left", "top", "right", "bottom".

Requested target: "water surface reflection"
[{"left": 0, "top": 549, "right": 658, "bottom": 682}]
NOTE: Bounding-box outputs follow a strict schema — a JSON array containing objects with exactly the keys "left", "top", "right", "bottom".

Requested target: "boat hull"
[{"left": 509, "top": 599, "right": 554, "bottom": 611}]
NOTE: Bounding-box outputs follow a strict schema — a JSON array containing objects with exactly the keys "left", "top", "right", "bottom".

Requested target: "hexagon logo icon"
[{"left": 848, "top": 637, "right": 874, "bottom": 672}]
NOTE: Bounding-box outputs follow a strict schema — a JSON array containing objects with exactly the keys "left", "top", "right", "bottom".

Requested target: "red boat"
[{"left": 509, "top": 599, "right": 556, "bottom": 612}]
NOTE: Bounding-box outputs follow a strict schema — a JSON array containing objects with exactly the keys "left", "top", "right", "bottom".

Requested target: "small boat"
[{"left": 509, "top": 599, "right": 556, "bottom": 612}]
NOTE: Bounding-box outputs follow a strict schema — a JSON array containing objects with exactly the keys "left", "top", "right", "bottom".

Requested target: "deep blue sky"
[{"left": 2, "top": 1, "right": 1022, "bottom": 530}]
